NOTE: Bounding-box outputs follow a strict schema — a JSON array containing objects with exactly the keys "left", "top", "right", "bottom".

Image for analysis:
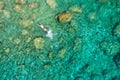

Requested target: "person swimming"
[{"left": 38, "top": 23, "right": 53, "bottom": 39}]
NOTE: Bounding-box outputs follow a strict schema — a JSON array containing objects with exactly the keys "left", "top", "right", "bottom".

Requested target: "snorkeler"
[{"left": 38, "top": 23, "right": 53, "bottom": 39}]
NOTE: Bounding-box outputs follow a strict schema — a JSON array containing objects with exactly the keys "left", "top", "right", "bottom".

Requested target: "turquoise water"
[{"left": 0, "top": 0, "right": 120, "bottom": 80}]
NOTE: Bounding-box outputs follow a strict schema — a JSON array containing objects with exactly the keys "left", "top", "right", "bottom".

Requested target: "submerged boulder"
[
  {"left": 28, "top": 2, "right": 39, "bottom": 9},
  {"left": 68, "top": 5, "right": 82, "bottom": 13},
  {"left": 45, "top": 0, "right": 57, "bottom": 9},
  {"left": 99, "top": 40, "right": 120, "bottom": 56},
  {"left": 57, "top": 12, "right": 72, "bottom": 23},
  {"left": 113, "top": 23, "right": 120, "bottom": 38},
  {"left": 0, "top": 2, "right": 4, "bottom": 9},
  {"left": 33, "top": 37, "right": 45, "bottom": 49},
  {"left": 113, "top": 52, "right": 120, "bottom": 68},
  {"left": 15, "top": 0, "right": 26, "bottom": 4}
]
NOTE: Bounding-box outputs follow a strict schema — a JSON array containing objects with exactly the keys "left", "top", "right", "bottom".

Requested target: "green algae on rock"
[
  {"left": 18, "top": 19, "right": 33, "bottom": 28},
  {"left": 68, "top": 5, "right": 82, "bottom": 13},
  {"left": 22, "top": 29, "right": 29, "bottom": 35},
  {"left": 58, "top": 49, "right": 66, "bottom": 59},
  {"left": 73, "top": 37, "right": 82, "bottom": 53},
  {"left": 14, "top": 38, "right": 21, "bottom": 45},
  {"left": 113, "top": 52, "right": 120, "bottom": 68},
  {"left": 28, "top": 2, "right": 39, "bottom": 9},
  {"left": 15, "top": 0, "right": 26, "bottom": 4},
  {"left": 33, "top": 37, "right": 45, "bottom": 49},
  {"left": 13, "top": 4, "right": 25, "bottom": 13},
  {"left": 57, "top": 12, "right": 72, "bottom": 23},
  {"left": 113, "top": 23, "right": 120, "bottom": 38},
  {"left": 99, "top": 40, "right": 120, "bottom": 56},
  {"left": 45, "top": 0, "right": 57, "bottom": 9},
  {"left": 0, "top": 2, "right": 4, "bottom": 9},
  {"left": 2, "top": 10, "right": 11, "bottom": 18}
]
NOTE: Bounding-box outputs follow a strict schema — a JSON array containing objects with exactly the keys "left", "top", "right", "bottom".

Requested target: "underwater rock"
[
  {"left": 113, "top": 52, "right": 120, "bottom": 68},
  {"left": 5, "top": 48, "right": 10, "bottom": 53},
  {"left": 26, "top": 37, "right": 31, "bottom": 43},
  {"left": 58, "top": 49, "right": 66, "bottom": 59},
  {"left": 98, "top": 0, "right": 108, "bottom": 3},
  {"left": 22, "top": 29, "right": 29, "bottom": 35},
  {"left": 113, "top": 23, "right": 120, "bottom": 38},
  {"left": 34, "top": 37, "right": 45, "bottom": 49},
  {"left": 48, "top": 52, "right": 54, "bottom": 59},
  {"left": 14, "top": 38, "right": 21, "bottom": 45},
  {"left": 87, "top": 12, "right": 96, "bottom": 21},
  {"left": 15, "top": 0, "right": 26, "bottom": 4},
  {"left": 43, "top": 63, "right": 50, "bottom": 70},
  {"left": 13, "top": 4, "right": 25, "bottom": 13},
  {"left": 28, "top": 2, "right": 39, "bottom": 9},
  {"left": 67, "top": 20, "right": 79, "bottom": 34},
  {"left": 68, "top": 5, "right": 82, "bottom": 13},
  {"left": 99, "top": 40, "right": 120, "bottom": 56},
  {"left": 111, "top": 75, "right": 120, "bottom": 80},
  {"left": 0, "top": 2, "right": 4, "bottom": 9},
  {"left": 73, "top": 37, "right": 82, "bottom": 53},
  {"left": 0, "top": 20, "right": 3, "bottom": 29},
  {"left": 57, "top": 12, "right": 72, "bottom": 23},
  {"left": 18, "top": 19, "right": 33, "bottom": 28},
  {"left": 45, "top": 0, "right": 57, "bottom": 9},
  {"left": 3, "top": 10, "right": 11, "bottom": 18}
]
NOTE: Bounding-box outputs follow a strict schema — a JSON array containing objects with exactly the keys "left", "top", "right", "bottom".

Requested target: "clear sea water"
[{"left": 0, "top": 0, "right": 120, "bottom": 80}]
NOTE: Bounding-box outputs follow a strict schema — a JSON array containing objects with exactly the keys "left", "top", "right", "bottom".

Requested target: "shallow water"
[{"left": 0, "top": 0, "right": 120, "bottom": 80}]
